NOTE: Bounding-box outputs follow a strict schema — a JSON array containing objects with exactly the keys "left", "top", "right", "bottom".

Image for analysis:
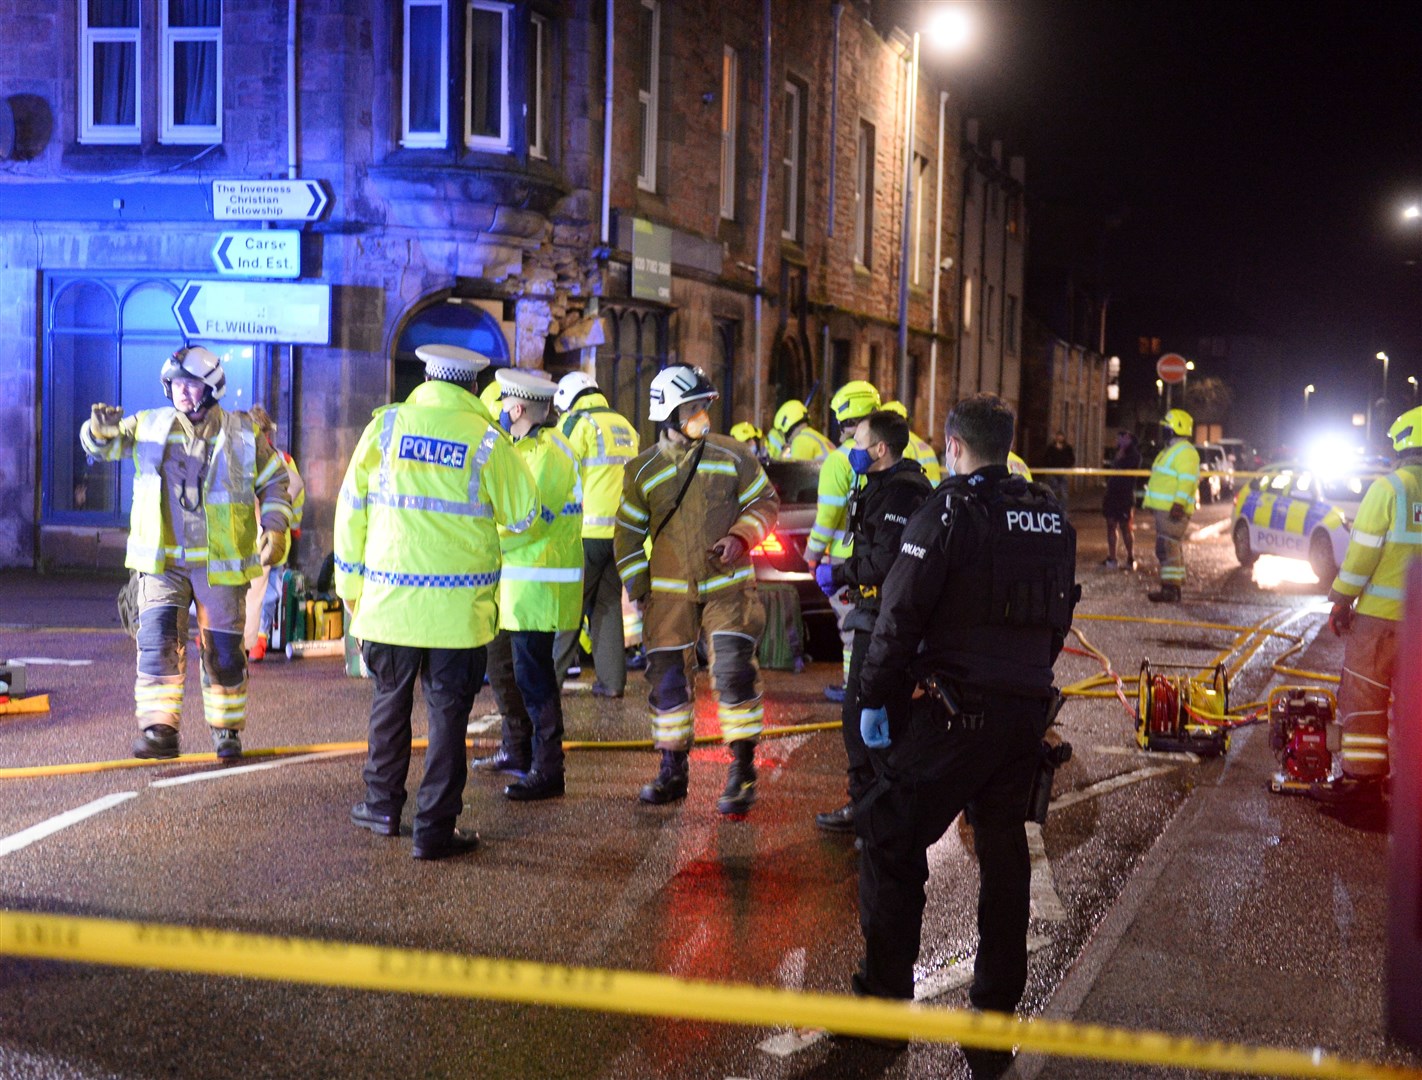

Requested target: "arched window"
[
  {"left": 596, "top": 305, "right": 667, "bottom": 442},
  {"left": 394, "top": 299, "right": 512, "bottom": 403}
]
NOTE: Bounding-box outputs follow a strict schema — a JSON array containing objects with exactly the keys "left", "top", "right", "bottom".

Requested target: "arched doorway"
[{"left": 392, "top": 298, "right": 513, "bottom": 403}]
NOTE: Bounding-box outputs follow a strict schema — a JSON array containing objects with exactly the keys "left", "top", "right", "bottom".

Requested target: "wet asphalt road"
[{"left": 0, "top": 502, "right": 1409, "bottom": 1078}]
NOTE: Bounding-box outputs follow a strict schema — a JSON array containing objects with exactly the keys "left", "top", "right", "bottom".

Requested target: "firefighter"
[
  {"left": 881, "top": 400, "right": 942, "bottom": 484},
  {"left": 335, "top": 344, "right": 539, "bottom": 859},
  {"left": 806, "top": 379, "right": 881, "bottom": 703},
  {"left": 552, "top": 371, "right": 641, "bottom": 698},
  {"left": 730, "top": 421, "right": 770, "bottom": 465},
  {"left": 812, "top": 409, "right": 933, "bottom": 833},
  {"left": 1316, "top": 406, "right": 1422, "bottom": 805},
  {"left": 772, "top": 399, "right": 836, "bottom": 461},
  {"left": 246, "top": 404, "right": 305, "bottom": 662},
  {"left": 81, "top": 346, "right": 291, "bottom": 761},
  {"left": 1007, "top": 451, "right": 1033, "bottom": 481},
  {"left": 479, "top": 369, "right": 584, "bottom": 802},
  {"left": 854, "top": 394, "right": 1077, "bottom": 1072},
  {"left": 614, "top": 365, "right": 779, "bottom": 815},
  {"left": 1142, "top": 408, "right": 1199, "bottom": 603}
]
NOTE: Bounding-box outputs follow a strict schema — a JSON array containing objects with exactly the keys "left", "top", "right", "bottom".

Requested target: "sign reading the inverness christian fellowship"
[{"left": 211, "top": 180, "right": 329, "bottom": 221}]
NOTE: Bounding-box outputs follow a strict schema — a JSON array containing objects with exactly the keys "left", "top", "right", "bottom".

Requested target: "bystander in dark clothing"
[
  {"left": 1101, "top": 431, "right": 1140, "bottom": 570},
  {"left": 1040, "top": 431, "right": 1075, "bottom": 508}
]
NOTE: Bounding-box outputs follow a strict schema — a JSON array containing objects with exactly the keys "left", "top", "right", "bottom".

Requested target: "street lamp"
[
  {"left": 1304, "top": 383, "right": 1315, "bottom": 410},
  {"left": 1377, "top": 351, "right": 1390, "bottom": 402},
  {"left": 1406, "top": 205, "right": 1420, "bottom": 221}
]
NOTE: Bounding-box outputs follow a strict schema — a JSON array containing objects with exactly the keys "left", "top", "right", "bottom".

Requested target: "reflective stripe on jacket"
[
  {"left": 561, "top": 392, "right": 640, "bottom": 539},
  {"left": 787, "top": 425, "right": 835, "bottom": 461},
  {"left": 1142, "top": 439, "right": 1200, "bottom": 513},
  {"left": 807, "top": 444, "right": 860, "bottom": 561},
  {"left": 498, "top": 425, "right": 584, "bottom": 632},
  {"left": 334, "top": 380, "right": 539, "bottom": 649},
  {"left": 903, "top": 431, "right": 943, "bottom": 485},
  {"left": 1331, "top": 463, "right": 1422, "bottom": 621}
]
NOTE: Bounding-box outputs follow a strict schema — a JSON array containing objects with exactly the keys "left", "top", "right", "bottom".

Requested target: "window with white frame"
[
  {"left": 719, "top": 46, "right": 737, "bottom": 220},
  {"left": 636, "top": 0, "right": 660, "bottom": 191},
  {"left": 403, "top": 0, "right": 448, "bottom": 147},
  {"left": 528, "top": 11, "right": 551, "bottom": 159},
  {"left": 781, "top": 79, "right": 804, "bottom": 242},
  {"left": 854, "top": 120, "right": 874, "bottom": 267},
  {"left": 161, "top": 0, "right": 221, "bottom": 143},
  {"left": 81, "top": 1, "right": 143, "bottom": 144},
  {"left": 911, "top": 153, "right": 928, "bottom": 287},
  {"left": 466, "top": 1, "right": 511, "bottom": 151}
]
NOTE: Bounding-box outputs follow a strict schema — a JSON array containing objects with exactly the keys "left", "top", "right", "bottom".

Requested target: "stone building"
[{"left": 0, "top": 1, "right": 1021, "bottom": 574}]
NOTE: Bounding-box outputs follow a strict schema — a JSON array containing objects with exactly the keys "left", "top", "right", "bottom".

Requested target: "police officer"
[
  {"left": 881, "top": 400, "right": 942, "bottom": 485},
  {"left": 552, "top": 372, "right": 641, "bottom": 698},
  {"left": 479, "top": 368, "right": 584, "bottom": 802},
  {"left": 614, "top": 366, "right": 780, "bottom": 815},
  {"left": 772, "top": 399, "right": 836, "bottom": 461},
  {"left": 1142, "top": 408, "right": 1200, "bottom": 602},
  {"left": 335, "top": 344, "right": 539, "bottom": 860},
  {"left": 811, "top": 409, "right": 932, "bottom": 833},
  {"left": 853, "top": 394, "right": 1077, "bottom": 1064},
  {"left": 82, "top": 346, "right": 292, "bottom": 760},
  {"left": 1316, "top": 405, "right": 1422, "bottom": 805}
]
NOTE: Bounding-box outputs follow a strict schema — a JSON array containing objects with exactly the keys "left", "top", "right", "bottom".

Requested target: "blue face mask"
[
  {"left": 848, "top": 447, "right": 873, "bottom": 475},
  {"left": 499, "top": 410, "right": 513, "bottom": 433}
]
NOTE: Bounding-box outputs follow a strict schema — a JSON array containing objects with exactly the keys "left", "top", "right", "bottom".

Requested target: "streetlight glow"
[
  {"left": 927, "top": 7, "right": 973, "bottom": 52},
  {"left": 1185, "top": 361, "right": 1195, "bottom": 371},
  {"left": 1405, "top": 205, "right": 1420, "bottom": 221}
]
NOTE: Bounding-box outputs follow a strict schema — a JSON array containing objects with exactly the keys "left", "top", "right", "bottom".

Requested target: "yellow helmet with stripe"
[
  {"left": 830, "top": 381, "right": 881, "bottom": 424},
  {"left": 882, "top": 400, "right": 909, "bottom": 419},
  {"left": 1162, "top": 408, "right": 1193, "bottom": 437},
  {"left": 773, "top": 400, "right": 809, "bottom": 435},
  {"left": 730, "top": 421, "right": 763, "bottom": 443},
  {"left": 1390, "top": 405, "right": 1422, "bottom": 452}
]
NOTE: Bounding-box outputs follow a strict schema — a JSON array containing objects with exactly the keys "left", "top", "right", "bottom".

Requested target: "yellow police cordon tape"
[
  {"left": 1030, "top": 467, "right": 1262, "bottom": 480},
  {"left": 0, "top": 910, "right": 1414, "bottom": 1079}
]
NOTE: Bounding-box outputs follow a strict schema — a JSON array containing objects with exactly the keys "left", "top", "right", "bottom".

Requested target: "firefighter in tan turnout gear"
[
  {"left": 614, "top": 366, "right": 780, "bottom": 815},
  {"left": 81, "top": 346, "right": 292, "bottom": 760}
]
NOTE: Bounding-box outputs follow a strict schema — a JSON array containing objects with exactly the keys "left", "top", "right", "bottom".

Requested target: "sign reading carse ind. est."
[
  {"left": 212, "top": 180, "right": 329, "bottom": 221},
  {"left": 173, "top": 281, "right": 331, "bottom": 344},
  {"left": 211, "top": 231, "right": 301, "bottom": 278}
]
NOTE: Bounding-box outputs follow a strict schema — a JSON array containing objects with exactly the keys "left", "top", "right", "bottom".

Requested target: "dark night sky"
[{"left": 904, "top": 0, "right": 1422, "bottom": 432}]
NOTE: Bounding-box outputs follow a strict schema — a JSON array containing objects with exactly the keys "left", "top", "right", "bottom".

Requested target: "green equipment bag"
[{"left": 756, "top": 583, "right": 805, "bottom": 672}]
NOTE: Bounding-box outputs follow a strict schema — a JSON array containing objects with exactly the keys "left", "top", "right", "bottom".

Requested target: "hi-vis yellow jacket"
[
  {"left": 335, "top": 380, "right": 539, "bottom": 649},
  {"left": 1331, "top": 463, "right": 1422, "bottom": 620},
  {"left": 80, "top": 406, "right": 290, "bottom": 585},
  {"left": 560, "top": 391, "right": 640, "bottom": 539},
  {"left": 903, "top": 430, "right": 943, "bottom": 484},
  {"left": 1143, "top": 438, "right": 1201, "bottom": 513},
  {"left": 614, "top": 433, "right": 779, "bottom": 603},
  {"left": 499, "top": 425, "right": 584, "bottom": 633},
  {"left": 808, "top": 443, "right": 859, "bottom": 562},
  {"left": 786, "top": 425, "right": 835, "bottom": 461}
]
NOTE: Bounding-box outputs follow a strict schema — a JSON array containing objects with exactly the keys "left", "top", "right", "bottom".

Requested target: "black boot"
[
  {"left": 717, "top": 740, "right": 758, "bottom": 816},
  {"left": 132, "top": 724, "right": 180, "bottom": 760},
  {"left": 639, "top": 750, "right": 689, "bottom": 804},
  {"left": 1147, "top": 583, "right": 1181, "bottom": 603},
  {"left": 815, "top": 802, "right": 855, "bottom": 832}
]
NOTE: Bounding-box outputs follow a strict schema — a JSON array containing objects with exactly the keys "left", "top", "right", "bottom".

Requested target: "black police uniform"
[
  {"left": 829, "top": 458, "right": 933, "bottom": 805},
  {"left": 853, "top": 464, "right": 1078, "bottom": 1011}
]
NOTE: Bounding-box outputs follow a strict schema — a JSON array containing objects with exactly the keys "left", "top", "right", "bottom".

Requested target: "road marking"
[
  {"left": 6, "top": 657, "right": 94, "bottom": 666},
  {"left": 1092, "top": 745, "right": 1200, "bottom": 764},
  {"left": 0, "top": 792, "right": 137, "bottom": 856},
  {"left": 1027, "top": 823, "right": 1067, "bottom": 922},
  {"left": 149, "top": 751, "right": 358, "bottom": 788},
  {"left": 914, "top": 934, "right": 1052, "bottom": 1002},
  {"left": 1192, "top": 517, "right": 1232, "bottom": 540},
  {"left": 467, "top": 715, "right": 501, "bottom": 734},
  {"left": 1049, "top": 766, "right": 1179, "bottom": 813},
  {"left": 758, "top": 948, "right": 828, "bottom": 1057}
]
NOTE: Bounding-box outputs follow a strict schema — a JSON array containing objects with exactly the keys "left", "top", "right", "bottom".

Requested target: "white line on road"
[
  {"left": 1192, "top": 517, "right": 1232, "bottom": 540},
  {"left": 467, "top": 715, "right": 501, "bottom": 735},
  {"left": 149, "top": 751, "right": 359, "bottom": 788},
  {"left": 1027, "top": 823, "right": 1067, "bottom": 922},
  {"left": 0, "top": 792, "right": 137, "bottom": 857},
  {"left": 1049, "top": 766, "right": 1179, "bottom": 813},
  {"left": 1092, "top": 744, "right": 1201, "bottom": 764},
  {"left": 7, "top": 657, "right": 94, "bottom": 666},
  {"left": 913, "top": 934, "right": 1053, "bottom": 1002}
]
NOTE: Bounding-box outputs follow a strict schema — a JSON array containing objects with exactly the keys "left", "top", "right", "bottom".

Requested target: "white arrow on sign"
[
  {"left": 173, "top": 281, "right": 331, "bottom": 345},
  {"left": 211, "top": 230, "right": 301, "bottom": 278},
  {"left": 212, "top": 180, "right": 330, "bottom": 221}
]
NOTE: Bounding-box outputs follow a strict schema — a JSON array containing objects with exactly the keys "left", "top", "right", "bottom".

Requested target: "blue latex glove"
[
  {"left": 814, "top": 562, "right": 838, "bottom": 597},
  {"left": 860, "top": 706, "right": 890, "bottom": 749}
]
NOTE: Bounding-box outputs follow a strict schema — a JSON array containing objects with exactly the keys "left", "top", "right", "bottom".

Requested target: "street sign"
[
  {"left": 210, "top": 230, "right": 301, "bottom": 278},
  {"left": 1157, "top": 353, "right": 1189, "bottom": 384},
  {"left": 212, "top": 180, "right": 329, "bottom": 221},
  {"left": 173, "top": 281, "right": 331, "bottom": 344}
]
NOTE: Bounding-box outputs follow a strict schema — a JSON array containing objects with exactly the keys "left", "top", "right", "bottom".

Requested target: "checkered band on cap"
[
  {"left": 415, "top": 344, "right": 490, "bottom": 381},
  {"left": 495, "top": 367, "right": 557, "bottom": 402}
]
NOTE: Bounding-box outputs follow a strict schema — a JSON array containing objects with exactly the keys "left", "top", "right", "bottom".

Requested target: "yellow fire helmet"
[
  {"left": 730, "top": 421, "right": 763, "bottom": 443},
  {"left": 1389, "top": 405, "right": 1422, "bottom": 452},
  {"left": 773, "top": 399, "right": 809, "bottom": 435},
  {"left": 830, "top": 380, "right": 881, "bottom": 424},
  {"left": 882, "top": 400, "right": 909, "bottom": 419},
  {"left": 1162, "top": 408, "right": 1194, "bottom": 438}
]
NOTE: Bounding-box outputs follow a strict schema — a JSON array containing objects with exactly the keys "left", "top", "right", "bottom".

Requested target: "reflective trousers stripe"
[
  {"left": 651, "top": 707, "right": 694, "bottom": 747},
  {"left": 718, "top": 697, "right": 763, "bottom": 742}
]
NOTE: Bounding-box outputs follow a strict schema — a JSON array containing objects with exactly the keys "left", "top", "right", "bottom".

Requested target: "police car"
[{"left": 1230, "top": 460, "right": 1391, "bottom": 583}]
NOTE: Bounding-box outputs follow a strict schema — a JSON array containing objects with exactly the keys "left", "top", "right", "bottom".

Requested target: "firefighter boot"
[
  {"left": 717, "top": 740, "right": 758, "bottom": 817},
  {"left": 639, "top": 750, "right": 689, "bottom": 805},
  {"left": 1147, "top": 584, "right": 1182, "bottom": 603},
  {"left": 132, "top": 724, "right": 180, "bottom": 760},
  {"left": 211, "top": 726, "right": 243, "bottom": 760}
]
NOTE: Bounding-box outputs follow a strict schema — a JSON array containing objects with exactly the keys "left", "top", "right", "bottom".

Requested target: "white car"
[{"left": 1230, "top": 460, "right": 1391, "bottom": 583}]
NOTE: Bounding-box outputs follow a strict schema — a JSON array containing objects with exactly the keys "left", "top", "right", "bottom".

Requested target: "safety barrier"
[{"left": 0, "top": 909, "right": 1415, "bottom": 1079}]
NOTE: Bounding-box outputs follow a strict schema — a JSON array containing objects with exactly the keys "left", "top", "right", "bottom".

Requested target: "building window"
[
  {"left": 912, "top": 152, "right": 928, "bottom": 287},
  {"left": 465, "top": 1, "right": 511, "bottom": 152},
  {"left": 719, "top": 46, "right": 738, "bottom": 221},
  {"left": 1005, "top": 293, "right": 1018, "bottom": 354},
  {"left": 598, "top": 306, "right": 669, "bottom": 443},
  {"left": 854, "top": 120, "right": 874, "bottom": 267},
  {"left": 81, "top": 1, "right": 142, "bottom": 144},
  {"left": 528, "top": 11, "right": 551, "bottom": 159},
  {"left": 636, "top": 0, "right": 660, "bottom": 191},
  {"left": 781, "top": 79, "right": 805, "bottom": 242},
  {"left": 160, "top": 0, "right": 222, "bottom": 143},
  {"left": 403, "top": 0, "right": 448, "bottom": 147},
  {"left": 710, "top": 319, "right": 737, "bottom": 431}
]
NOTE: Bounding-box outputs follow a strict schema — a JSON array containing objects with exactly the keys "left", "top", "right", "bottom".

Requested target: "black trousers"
[
  {"left": 841, "top": 625, "right": 915, "bottom": 804},
  {"left": 361, "top": 641, "right": 486, "bottom": 844},
  {"left": 854, "top": 691, "right": 1044, "bottom": 1011},
  {"left": 487, "top": 629, "right": 565, "bottom": 776}
]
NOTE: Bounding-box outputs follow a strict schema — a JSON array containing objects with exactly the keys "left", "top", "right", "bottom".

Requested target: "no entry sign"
[{"left": 1156, "top": 353, "right": 1189, "bottom": 384}]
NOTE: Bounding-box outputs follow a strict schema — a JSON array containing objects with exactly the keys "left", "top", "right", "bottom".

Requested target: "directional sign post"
[
  {"left": 211, "top": 230, "right": 301, "bottom": 278},
  {"left": 1156, "top": 353, "right": 1189, "bottom": 384},
  {"left": 173, "top": 281, "right": 331, "bottom": 345},
  {"left": 212, "top": 180, "right": 329, "bottom": 221}
]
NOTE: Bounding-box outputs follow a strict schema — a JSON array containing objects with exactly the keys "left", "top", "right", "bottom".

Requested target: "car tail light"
[{"left": 752, "top": 532, "right": 786, "bottom": 557}]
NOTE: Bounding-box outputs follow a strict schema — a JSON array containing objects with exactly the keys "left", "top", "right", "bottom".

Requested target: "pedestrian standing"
[
  {"left": 1315, "top": 406, "right": 1422, "bottom": 806},
  {"left": 551, "top": 372, "right": 641, "bottom": 698},
  {"left": 1041, "top": 430, "right": 1076, "bottom": 508},
  {"left": 615, "top": 366, "right": 779, "bottom": 815},
  {"left": 336, "top": 344, "right": 539, "bottom": 860},
  {"left": 852, "top": 394, "right": 1078, "bottom": 1075},
  {"left": 1101, "top": 430, "right": 1140, "bottom": 570},
  {"left": 245, "top": 405, "right": 305, "bottom": 660},
  {"left": 1142, "top": 409, "right": 1199, "bottom": 602},
  {"left": 474, "top": 368, "right": 584, "bottom": 802},
  {"left": 81, "top": 346, "right": 292, "bottom": 761},
  {"left": 811, "top": 409, "right": 932, "bottom": 834}
]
